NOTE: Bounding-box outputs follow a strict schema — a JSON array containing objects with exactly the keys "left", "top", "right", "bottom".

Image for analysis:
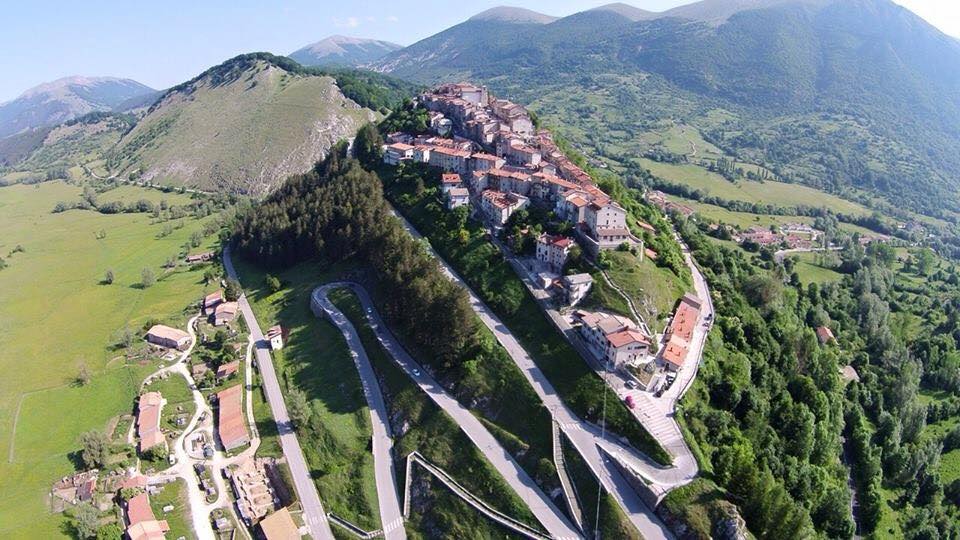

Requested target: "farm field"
[
  {"left": 639, "top": 158, "right": 870, "bottom": 216},
  {"left": 0, "top": 180, "right": 220, "bottom": 538},
  {"left": 789, "top": 251, "right": 844, "bottom": 285}
]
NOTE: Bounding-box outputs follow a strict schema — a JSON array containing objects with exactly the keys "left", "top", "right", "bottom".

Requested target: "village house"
[
  {"left": 440, "top": 172, "right": 463, "bottom": 191},
  {"left": 470, "top": 152, "right": 504, "bottom": 172},
  {"left": 266, "top": 325, "right": 284, "bottom": 350},
  {"left": 216, "top": 360, "right": 239, "bottom": 381},
  {"left": 146, "top": 325, "right": 190, "bottom": 351},
  {"left": 446, "top": 187, "right": 470, "bottom": 210},
  {"left": 561, "top": 273, "right": 593, "bottom": 306},
  {"left": 51, "top": 471, "right": 98, "bottom": 507},
  {"left": 579, "top": 201, "right": 641, "bottom": 256},
  {"left": 480, "top": 189, "right": 529, "bottom": 226},
  {"left": 185, "top": 251, "right": 215, "bottom": 264},
  {"left": 383, "top": 143, "right": 414, "bottom": 165},
  {"left": 125, "top": 492, "right": 170, "bottom": 540},
  {"left": 536, "top": 233, "right": 573, "bottom": 272},
  {"left": 574, "top": 310, "right": 652, "bottom": 370},
  {"left": 137, "top": 391, "right": 166, "bottom": 453},
  {"left": 739, "top": 226, "right": 780, "bottom": 246},
  {"left": 203, "top": 290, "right": 224, "bottom": 315},
  {"left": 213, "top": 301, "right": 239, "bottom": 326},
  {"left": 816, "top": 326, "right": 836, "bottom": 345},
  {"left": 661, "top": 294, "right": 702, "bottom": 372},
  {"left": 216, "top": 384, "right": 250, "bottom": 451},
  {"left": 259, "top": 507, "right": 300, "bottom": 540},
  {"left": 428, "top": 146, "right": 471, "bottom": 174}
]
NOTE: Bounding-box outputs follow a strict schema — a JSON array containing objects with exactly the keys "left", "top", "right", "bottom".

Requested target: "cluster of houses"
[
  {"left": 204, "top": 290, "right": 239, "bottom": 326},
  {"left": 646, "top": 191, "right": 695, "bottom": 218},
  {"left": 570, "top": 292, "right": 704, "bottom": 390},
  {"left": 736, "top": 222, "right": 823, "bottom": 249},
  {"left": 383, "top": 82, "right": 643, "bottom": 257}
]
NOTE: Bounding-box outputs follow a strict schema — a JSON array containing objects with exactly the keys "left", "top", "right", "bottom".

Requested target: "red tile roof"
[
  {"left": 216, "top": 384, "right": 249, "bottom": 451},
  {"left": 126, "top": 493, "right": 157, "bottom": 525}
]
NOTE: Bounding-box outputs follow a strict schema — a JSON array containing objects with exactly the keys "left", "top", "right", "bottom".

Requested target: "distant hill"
[
  {"left": 106, "top": 53, "right": 402, "bottom": 195},
  {"left": 0, "top": 76, "right": 154, "bottom": 138},
  {"left": 468, "top": 6, "right": 558, "bottom": 24},
  {"left": 289, "top": 35, "right": 402, "bottom": 67},
  {"left": 371, "top": 0, "right": 960, "bottom": 218}
]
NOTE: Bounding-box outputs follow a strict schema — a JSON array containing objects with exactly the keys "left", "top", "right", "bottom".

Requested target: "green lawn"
[
  {"left": 598, "top": 250, "right": 689, "bottom": 327},
  {"left": 640, "top": 158, "right": 870, "bottom": 215},
  {"left": 144, "top": 372, "right": 196, "bottom": 435},
  {"left": 150, "top": 478, "right": 195, "bottom": 540},
  {"left": 790, "top": 253, "right": 844, "bottom": 285},
  {"left": 0, "top": 180, "right": 220, "bottom": 538},
  {"left": 232, "top": 258, "right": 382, "bottom": 531},
  {"left": 96, "top": 184, "right": 197, "bottom": 206}
]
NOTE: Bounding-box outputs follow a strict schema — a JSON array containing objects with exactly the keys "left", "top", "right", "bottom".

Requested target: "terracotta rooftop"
[{"left": 216, "top": 384, "right": 249, "bottom": 451}]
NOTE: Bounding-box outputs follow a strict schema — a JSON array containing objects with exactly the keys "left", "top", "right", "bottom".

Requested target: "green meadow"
[{"left": 0, "top": 180, "right": 219, "bottom": 538}]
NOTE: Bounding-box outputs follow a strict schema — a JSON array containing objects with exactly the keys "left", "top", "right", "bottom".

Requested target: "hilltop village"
[{"left": 382, "top": 82, "right": 703, "bottom": 392}]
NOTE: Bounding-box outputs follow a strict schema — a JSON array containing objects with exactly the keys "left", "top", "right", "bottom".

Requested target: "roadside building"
[
  {"left": 661, "top": 294, "right": 702, "bottom": 372},
  {"left": 574, "top": 311, "right": 652, "bottom": 369},
  {"left": 259, "top": 507, "right": 300, "bottom": 540},
  {"left": 561, "top": 273, "right": 593, "bottom": 306},
  {"left": 137, "top": 391, "right": 166, "bottom": 453},
  {"left": 229, "top": 458, "right": 278, "bottom": 524},
  {"left": 185, "top": 251, "right": 215, "bottom": 264},
  {"left": 146, "top": 325, "right": 190, "bottom": 351},
  {"left": 266, "top": 325, "right": 284, "bottom": 350},
  {"left": 213, "top": 301, "right": 239, "bottom": 326},
  {"left": 216, "top": 384, "right": 250, "bottom": 451},
  {"left": 536, "top": 233, "right": 573, "bottom": 272}
]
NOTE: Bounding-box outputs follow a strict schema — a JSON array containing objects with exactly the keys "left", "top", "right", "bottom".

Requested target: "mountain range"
[
  {"left": 289, "top": 35, "right": 402, "bottom": 67},
  {"left": 0, "top": 76, "right": 155, "bottom": 139},
  {"left": 371, "top": 0, "right": 960, "bottom": 218}
]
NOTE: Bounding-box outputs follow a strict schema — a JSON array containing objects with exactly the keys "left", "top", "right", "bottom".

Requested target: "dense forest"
[{"left": 676, "top": 214, "right": 960, "bottom": 539}]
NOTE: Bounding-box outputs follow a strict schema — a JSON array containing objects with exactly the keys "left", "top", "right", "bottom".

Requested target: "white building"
[
  {"left": 536, "top": 233, "right": 573, "bottom": 272},
  {"left": 562, "top": 273, "right": 593, "bottom": 306},
  {"left": 581, "top": 201, "right": 640, "bottom": 255},
  {"left": 429, "top": 146, "right": 471, "bottom": 174},
  {"left": 383, "top": 143, "right": 414, "bottom": 165},
  {"left": 266, "top": 326, "right": 284, "bottom": 350},
  {"left": 574, "top": 311, "right": 652, "bottom": 370},
  {"left": 446, "top": 187, "right": 470, "bottom": 210}
]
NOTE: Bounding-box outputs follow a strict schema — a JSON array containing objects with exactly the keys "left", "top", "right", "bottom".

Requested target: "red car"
[{"left": 625, "top": 395, "right": 635, "bottom": 409}]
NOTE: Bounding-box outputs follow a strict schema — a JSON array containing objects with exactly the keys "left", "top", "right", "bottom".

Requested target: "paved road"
[
  {"left": 312, "top": 283, "right": 581, "bottom": 539},
  {"left": 312, "top": 284, "right": 406, "bottom": 540},
  {"left": 223, "top": 247, "right": 335, "bottom": 540},
  {"left": 390, "top": 209, "right": 675, "bottom": 539}
]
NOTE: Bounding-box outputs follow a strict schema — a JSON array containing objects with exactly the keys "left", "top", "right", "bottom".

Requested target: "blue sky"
[{"left": 1, "top": 0, "right": 955, "bottom": 102}]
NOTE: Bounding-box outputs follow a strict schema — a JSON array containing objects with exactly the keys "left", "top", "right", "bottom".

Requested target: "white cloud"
[
  {"left": 386, "top": 15, "right": 399, "bottom": 23},
  {"left": 893, "top": 0, "right": 960, "bottom": 37},
  {"left": 333, "top": 16, "right": 360, "bottom": 28}
]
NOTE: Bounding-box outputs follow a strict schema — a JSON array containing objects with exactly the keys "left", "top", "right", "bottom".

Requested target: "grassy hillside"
[
  {"left": 0, "top": 181, "right": 222, "bottom": 538},
  {"left": 108, "top": 59, "right": 377, "bottom": 195}
]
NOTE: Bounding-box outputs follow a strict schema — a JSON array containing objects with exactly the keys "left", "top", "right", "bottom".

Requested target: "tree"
[
  {"left": 287, "top": 388, "right": 311, "bottom": 429},
  {"left": 119, "top": 487, "right": 143, "bottom": 501},
  {"left": 103, "top": 269, "right": 114, "bottom": 285},
  {"left": 265, "top": 274, "right": 282, "bottom": 294},
  {"left": 811, "top": 485, "right": 855, "bottom": 539},
  {"left": 140, "top": 268, "right": 155, "bottom": 288},
  {"left": 78, "top": 430, "right": 109, "bottom": 469},
  {"left": 224, "top": 277, "right": 242, "bottom": 301},
  {"left": 70, "top": 502, "right": 100, "bottom": 539},
  {"left": 202, "top": 269, "right": 217, "bottom": 285},
  {"left": 95, "top": 523, "right": 123, "bottom": 540},
  {"left": 915, "top": 248, "right": 936, "bottom": 276},
  {"left": 353, "top": 122, "right": 384, "bottom": 169},
  {"left": 142, "top": 444, "right": 167, "bottom": 461}
]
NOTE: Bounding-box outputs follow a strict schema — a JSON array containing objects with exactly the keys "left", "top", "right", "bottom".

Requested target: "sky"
[{"left": 1, "top": 0, "right": 957, "bottom": 103}]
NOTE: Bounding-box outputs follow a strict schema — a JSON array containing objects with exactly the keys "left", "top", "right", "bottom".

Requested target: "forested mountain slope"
[{"left": 372, "top": 0, "right": 960, "bottom": 219}]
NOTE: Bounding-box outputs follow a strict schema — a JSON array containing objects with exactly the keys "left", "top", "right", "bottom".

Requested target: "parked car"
[
  {"left": 625, "top": 380, "right": 638, "bottom": 389},
  {"left": 625, "top": 395, "right": 635, "bottom": 409}
]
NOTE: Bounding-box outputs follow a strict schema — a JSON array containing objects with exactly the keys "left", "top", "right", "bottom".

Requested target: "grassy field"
[
  {"left": 233, "top": 258, "right": 382, "bottom": 531},
  {"left": 598, "top": 250, "right": 689, "bottom": 328},
  {"left": 640, "top": 158, "right": 870, "bottom": 215},
  {"left": 150, "top": 478, "right": 195, "bottom": 540},
  {"left": 0, "top": 180, "right": 220, "bottom": 538},
  {"left": 97, "top": 184, "right": 197, "bottom": 206},
  {"left": 788, "top": 252, "right": 844, "bottom": 285}
]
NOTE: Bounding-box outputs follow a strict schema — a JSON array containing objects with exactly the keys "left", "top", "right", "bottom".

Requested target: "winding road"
[
  {"left": 311, "top": 284, "right": 406, "bottom": 540},
  {"left": 311, "top": 283, "right": 580, "bottom": 540},
  {"left": 223, "top": 247, "right": 336, "bottom": 540}
]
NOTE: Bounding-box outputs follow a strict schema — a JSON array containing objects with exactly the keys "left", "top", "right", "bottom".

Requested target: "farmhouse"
[
  {"left": 216, "top": 384, "right": 250, "bottom": 451},
  {"left": 213, "top": 301, "right": 239, "bottom": 326},
  {"left": 203, "top": 290, "right": 224, "bottom": 315},
  {"left": 137, "top": 391, "right": 166, "bottom": 453},
  {"left": 216, "top": 360, "right": 239, "bottom": 381},
  {"left": 125, "top": 492, "right": 170, "bottom": 540},
  {"left": 146, "top": 325, "right": 190, "bottom": 351}
]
